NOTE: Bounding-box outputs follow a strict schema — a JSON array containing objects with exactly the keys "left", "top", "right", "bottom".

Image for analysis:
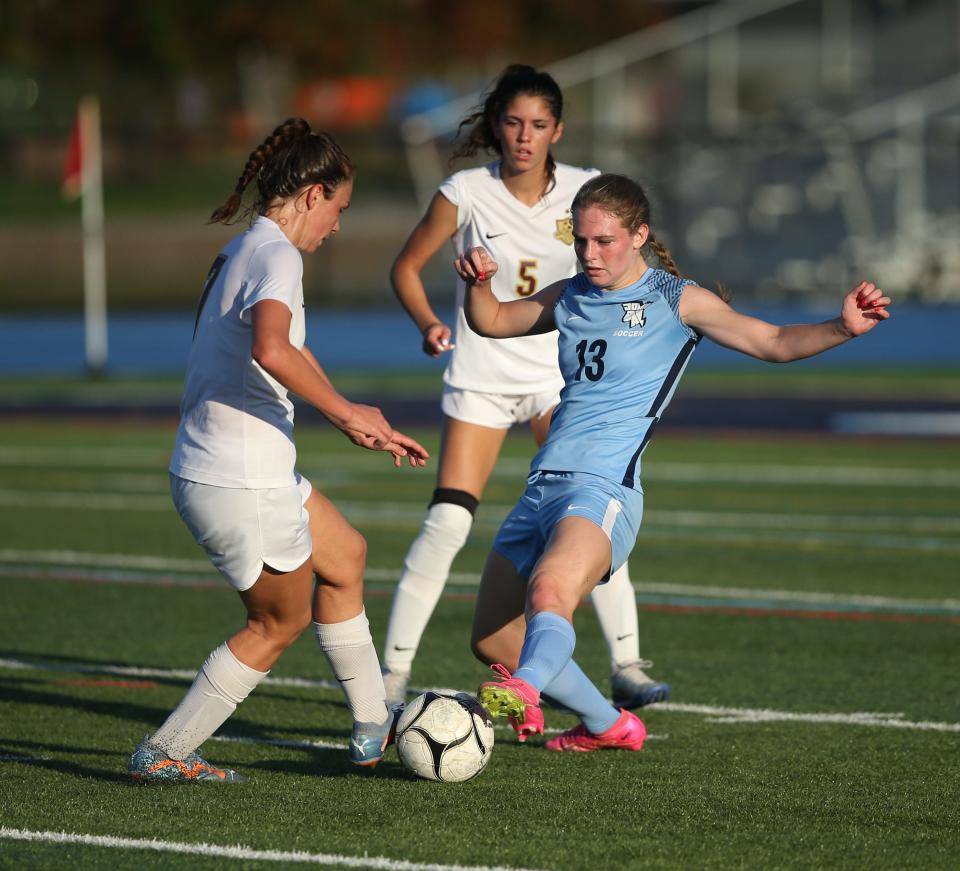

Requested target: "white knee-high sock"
[
  {"left": 315, "top": 610, "right": 389, "bottom": 725},
  {"left": 590, "top": 562, "right": 641, "bottom": 669},
  {"left": 151, "top": 642, "right": 267, "bottom": 759},
  {"left": 382, "top": 502, "right": 473, "bottom": 673}
]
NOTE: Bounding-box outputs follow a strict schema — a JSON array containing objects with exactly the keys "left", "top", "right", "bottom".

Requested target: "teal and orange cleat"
[
  {"left": 128, "top": 736, "right": 246, "bottom": 784},
  {"left": 350, "top": 704, "right": 403, "bottom": 767},
  {"left": 478, "top": 663, "right": 544, "bottom": 743},
  {"left": 545, "top": 708, "right": 646, "bottom": 752}
]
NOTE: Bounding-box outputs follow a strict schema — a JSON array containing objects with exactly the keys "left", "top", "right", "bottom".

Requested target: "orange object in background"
[{"left": 294, "top": 76, "right": 394, "bottom": 127}]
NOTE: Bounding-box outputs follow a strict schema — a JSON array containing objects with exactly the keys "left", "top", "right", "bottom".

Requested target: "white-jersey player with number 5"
[{"left": 382, "top": 64, "right": 669, "bottom": 710}]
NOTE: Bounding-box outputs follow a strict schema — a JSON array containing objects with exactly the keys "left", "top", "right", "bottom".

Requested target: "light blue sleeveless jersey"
[{"left": 531, "top": 268, "right": 700, "bottom": 490}]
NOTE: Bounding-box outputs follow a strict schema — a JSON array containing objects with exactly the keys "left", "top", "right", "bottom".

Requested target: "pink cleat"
[
  {"left": 478, "top": 663, "right": 544, "bottom": 743},
  {"left": 545, "top": 708, "right": 646, "bottom": 752}
]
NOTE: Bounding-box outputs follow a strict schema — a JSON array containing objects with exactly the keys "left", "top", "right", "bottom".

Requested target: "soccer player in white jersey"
[
  {"left": 457, "top": 173, "right": 890, "bottom": 751},
  {"left": 127, "top": 118, "right": 429, "bottom": 783},
  {"left": 382, "top": 65, "right": 668, "bottom": 711}
]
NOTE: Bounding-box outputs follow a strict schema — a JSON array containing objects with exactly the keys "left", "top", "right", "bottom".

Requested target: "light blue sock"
[
  {"left": 512, "top": 612, "right": 576, "bottom": 691},
  {"left": 543, "top": 658, "right": 621, "bottom": 735}
]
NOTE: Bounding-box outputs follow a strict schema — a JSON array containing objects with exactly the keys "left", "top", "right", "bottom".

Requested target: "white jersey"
[
  {"left": 440, "top": 161, "right": 600, "bottom": 394},
  {"left": 170, "top": 216, "right": 305, "bottom": 489}
]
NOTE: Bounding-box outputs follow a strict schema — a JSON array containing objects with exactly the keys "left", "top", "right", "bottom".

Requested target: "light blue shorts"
[{"left": 492, "top": 470, "right": 644, "bottom": 582}]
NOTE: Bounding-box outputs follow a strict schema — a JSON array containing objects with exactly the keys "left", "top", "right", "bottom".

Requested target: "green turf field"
[{"left": 1, "top": 415, "right": 958, "bottom": 870}]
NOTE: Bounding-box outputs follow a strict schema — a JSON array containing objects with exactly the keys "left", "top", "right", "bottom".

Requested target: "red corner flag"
[{"left": 62, "top": 107, "right": 84, "bottom": 199}]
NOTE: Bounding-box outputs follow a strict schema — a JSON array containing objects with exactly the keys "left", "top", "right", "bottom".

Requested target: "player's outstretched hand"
[
  {"left": 841, "top": 281, "right": 892, "bottom": 336},
  {"left": 455, "top": 246, "right": 498, "bottom": 284},
  {"left": 421, "top": 321, "right": 454, "bottom": 357},
  {"left": 342, "top": 403, "right": 394, "bottom": 449},
  {"left": 345, "top": 428, "right": 430, "bottom": 468}
]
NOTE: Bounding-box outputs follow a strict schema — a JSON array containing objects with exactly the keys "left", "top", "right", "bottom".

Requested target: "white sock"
[
  {"left": 590, "top": 562, "right": 641, "bottom": 670},
  {"left": 151, "top": 642, "right": 267, "bottom": 759},
  {"left": 382, "top": 502, "right": 473, "bottom": 673},
  {"left": 315, "top": 610, "right": 389, "bottom": 725}
]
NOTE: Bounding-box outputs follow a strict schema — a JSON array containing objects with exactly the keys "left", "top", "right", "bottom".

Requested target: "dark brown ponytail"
[
  {"left": 210, "top": 117, "right": 353, "bottom": 225},
  {"left": 450, "top": 64, "right": 563, "bottom": 194}
]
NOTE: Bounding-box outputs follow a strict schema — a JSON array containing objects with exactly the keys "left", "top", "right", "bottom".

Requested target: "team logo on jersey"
[
  {"left": 553, "top": 216, "right": 574, "bottom": 246},
  {"left": 621, "top": 301, "right": 649, "bottom": 328}
]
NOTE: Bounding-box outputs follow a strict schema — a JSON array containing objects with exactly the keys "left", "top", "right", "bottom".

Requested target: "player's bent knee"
[
  {"left": 429, "top": 488, "right": 480, "bottom": 515},
  {"left": 342, "top": 528, "right": 367, "bottom": 566},
  {"left": 527, "top": 580, "right": 578, "bottom": 619},
  {"left": 248, "top": 609, "right": 311, "bottom": 651},
  {"left": 317, "top": 528, "right": 367, "bottom": 585}
]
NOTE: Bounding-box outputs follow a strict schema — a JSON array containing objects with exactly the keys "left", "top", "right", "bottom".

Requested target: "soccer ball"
[{"left": 395, "top": 691, "right": 494, "bottom": 783}]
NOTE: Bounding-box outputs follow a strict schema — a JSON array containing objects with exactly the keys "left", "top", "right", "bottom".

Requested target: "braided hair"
[
  {"left": 450, "top": 64, "right": 563, "bottom": 194},
  {"left": 572, "top": 173, "right": 729, "bottom": 300},
  {"left": 210, "top": 117, "right": 353, "bottom": 225}
]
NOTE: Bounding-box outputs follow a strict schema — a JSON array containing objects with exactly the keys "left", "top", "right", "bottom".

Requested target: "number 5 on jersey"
[{"left": 516, "top": 259, "right": 538, "bottom": 297}]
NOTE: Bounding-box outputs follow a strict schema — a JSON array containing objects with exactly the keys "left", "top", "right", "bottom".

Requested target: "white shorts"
[
  {"left": 441, "top": 385, "right": 561, "bottom": 430},
  {"left": 170, "top": 473, "right": 313, "bottom": 592}
]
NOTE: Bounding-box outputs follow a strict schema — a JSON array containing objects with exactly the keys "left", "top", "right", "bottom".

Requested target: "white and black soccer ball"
[{"left": 395, "top": 691, "right": 494, "bottom": 783}]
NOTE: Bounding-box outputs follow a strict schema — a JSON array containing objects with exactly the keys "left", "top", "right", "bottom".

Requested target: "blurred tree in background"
[{"left": 1, "top": 0, "right": 679, "bottom": 132}]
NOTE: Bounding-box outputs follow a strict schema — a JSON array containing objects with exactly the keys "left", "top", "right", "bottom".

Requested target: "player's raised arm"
[
  {"left": 680, "top": 280, "right": 891, "bottom": 363},
  {"left": 458, "top": 246, "right": 563, "bottom": 339}
]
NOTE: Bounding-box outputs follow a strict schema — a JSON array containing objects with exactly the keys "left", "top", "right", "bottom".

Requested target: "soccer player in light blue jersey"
[
  {"left": 382, "top": 65, "right": 666, "bottom": 714},
  {"left": 462, "top": 173, "right": 891, "bottom": 752}
]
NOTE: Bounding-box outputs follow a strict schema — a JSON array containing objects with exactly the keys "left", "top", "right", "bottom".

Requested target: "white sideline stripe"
[
  {"left": 0, "top": 548, "right": 212, "bottom": 572},
  {"left": 213, "top": 734, "right": 347, "bottom": 752},
  {"left": 657, "top": 703, "right": 960, "bottom": 732},
  {"left": 0, "top": 548, "right": 960, "bottom": 611},
  {"left": 631, "top": 581, "right": 960, "bottom": 613},
  {"left": 3, "top": 548, "right": 960, "bottom": 613},
  {"left": 0, "top": 828, "right": 545, "bottom": 871},
  {"left": 3, "top": 443, "right": 958, "bottom": 488},
  {"left": 1, "top": 489, "right": 958, "bottom": 540},
  {"left": 1, "top": 656, "right": 958, "bottom": 736},
  {"left": 0, "top": 657, "right": 336, "bottom": 689}
]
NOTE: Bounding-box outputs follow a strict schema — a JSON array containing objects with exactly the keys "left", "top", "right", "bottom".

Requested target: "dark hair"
[
  {"left": 210, "top": 117, "right": 353, "bottom": 225},
  {"left": 450, "top": 64, "right": 563, "bottom": 193}
]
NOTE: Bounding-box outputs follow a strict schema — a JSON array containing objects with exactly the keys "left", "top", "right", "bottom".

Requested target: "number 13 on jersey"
[{"left": 515, "top": 259, "right": 538, "bottom": 297}]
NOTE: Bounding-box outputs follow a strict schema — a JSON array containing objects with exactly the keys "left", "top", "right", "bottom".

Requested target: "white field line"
[
  {"left": 1, "top": 656, "right": 958, "bottom": 735},
  {"left": 0, "top": 548, "right": 212, "bottom": 573},
  {"left": 3, "top": 444, "right": 958, "bottom": 489},
  {"left": 626, "top": 581, "right": 960, "bottom": 613},
  {"left": 656, "top": 703, "right": 960, "bottom": 733},
  {"left": 3, "top": 548, "right": 960, "bottom": 613},
  {"left": 213, "top": 734, "right": 348, "bottom": 752},
  {"left": 0, "top": 488, "right": 958, "bottom": 542},
  {"left": 0, "top": 827, "right": 546, "bottom": 871}
]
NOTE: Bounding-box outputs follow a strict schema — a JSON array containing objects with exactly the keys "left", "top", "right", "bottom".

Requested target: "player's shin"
[
  {"left": 315, "top": 609, "right": 389, "bottom": 726},
  {"left": 541, "top": 657, "right": 621, "bottom": 735},
  {"left": 150, "top": 642, "right": 268, "bottom": 759},
  {"left": 382, "top": 500, "right": 474, "bottom": 673},
  {"left": 591, "top": 562, "right": 640, "bottom": 668}
]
